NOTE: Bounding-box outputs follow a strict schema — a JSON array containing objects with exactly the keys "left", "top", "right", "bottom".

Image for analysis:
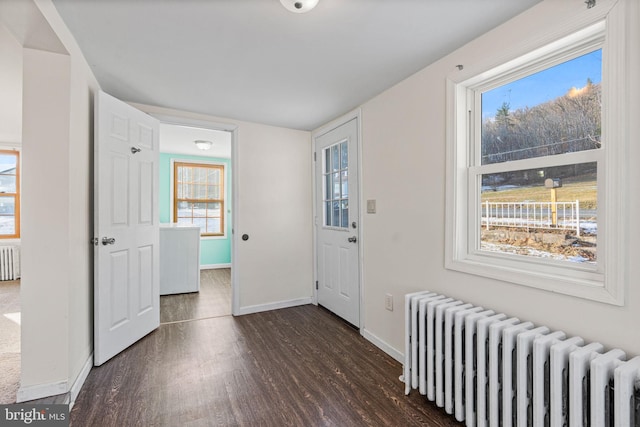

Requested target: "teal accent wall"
[{"left": 159, "top": 153, "right": 232, "bottom": 267}]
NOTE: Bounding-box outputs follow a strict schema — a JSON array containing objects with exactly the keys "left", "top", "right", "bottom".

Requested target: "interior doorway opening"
[{"left": 157, "top": 122, "right": 234, "bottom": 324}]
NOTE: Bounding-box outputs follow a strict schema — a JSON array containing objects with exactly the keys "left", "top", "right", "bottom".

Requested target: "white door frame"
[
  {"left": 148, "top": 113, "right": 241, "bottom": 315},
  {"left": 311, "top": 108, "right": 364, "bottom": 332}
]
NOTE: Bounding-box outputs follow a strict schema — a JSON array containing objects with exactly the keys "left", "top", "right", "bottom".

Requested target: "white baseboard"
[
  {"left": 235, "top": 297, "right": 313, "bottom": 316},
  {"left": 17, "top": 380, "right": 68, "bottom": 403},
  {"left": 68, "top": 353, "right": 93, "bottom": 410},
  {"left": 200, "top": 263, "right": 231, "bottom": 270},
  {"left": 362, "top": 328, "right": 404, "bottom": 364},
  {"left": 16, "top": 353, "right": 93, "bottom": 405}
]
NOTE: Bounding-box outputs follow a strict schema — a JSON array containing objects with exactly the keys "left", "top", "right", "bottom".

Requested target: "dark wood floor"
[
  {"left": 160, "top": 268, "right": 231, "bottom": 324},
  {"left": 70, "top": 305, "right": 461, "bottom": 426}
]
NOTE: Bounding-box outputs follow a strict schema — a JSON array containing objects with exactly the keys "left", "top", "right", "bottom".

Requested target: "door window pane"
[
  {"left": 325, "top": 202, "right": 332, "bottom": 225},
  {"left": 341, "top": 141, "right": 348, "bottom": 169},
  {"left": 325, "top": 149, "right": 331, "bottom": 173},
  {"left": 325, "top": 175, "right": 332, "bottom": 199},
  {"left": 341, "top": 200, "right": 349, "bottom": 228},
  {"left": 332, "top": 172, "right": 340, "bottom": 199},
  {"left": 341, "top": 171, "right": 348, "bottom": 198},
  {"left": 322, "top": 140, "right": 350, "bottom": 229},
  {"left": 332, "top": 201, "right": 340, "bottom": 227},
  {"left": 331, "top": 145, "right": 339, "bottom": 171}
]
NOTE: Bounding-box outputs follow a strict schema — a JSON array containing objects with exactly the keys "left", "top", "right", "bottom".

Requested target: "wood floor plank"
[
  {"left": 71, "top": 305, "right": 461, "bottom": 426},
  {"left": 160, "top": 268, "right": 232, "bottom": 324}
]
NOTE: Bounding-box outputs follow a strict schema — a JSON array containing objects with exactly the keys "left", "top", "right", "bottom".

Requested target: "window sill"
[
  {"left": 200, "top": 235, "right": 227, "bottom": 241},
  {"left": 445, "top": 253, "right": 621, "bottom": 306}
]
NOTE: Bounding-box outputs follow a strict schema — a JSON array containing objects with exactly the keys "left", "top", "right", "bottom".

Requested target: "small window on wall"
[
  {"left": 0, "top": 150, "right": 19, "bottom": 239},
  {"left": 173, "top": 162, "right": 224, "bottom": 237}
]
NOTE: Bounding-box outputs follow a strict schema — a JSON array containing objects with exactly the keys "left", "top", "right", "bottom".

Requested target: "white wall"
[
  {"left": 0, "top": 23, "right": 22, "bottom": 144},
  {"left": 358, "top": 0, "right": 640, "bottom": 358},
  {"left": 133, "top": 104, "right": 314, "bottom": 314},
  {"left": 3, "top": 0, "right": 99, "bottom": 401},
  {"left": 21, "top": 47, "right": 72, "bottom": 393},
  {"left": 232, "top": 122, "right": 313, "bottom": 311}
]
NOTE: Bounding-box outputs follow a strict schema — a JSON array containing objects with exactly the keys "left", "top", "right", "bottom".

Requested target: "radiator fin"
[
  {"left": 0, "top": 245, "right": 20, "bottom": 281},
  {"left": 404, "top": 291, "right": 639, "bottom": 427}
]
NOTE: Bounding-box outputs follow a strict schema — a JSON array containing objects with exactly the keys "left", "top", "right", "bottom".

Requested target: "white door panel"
[
  {"left": 94, "top": 91, "right": 160, "bottom": 366},
  {"left": 315, "top": 118, "right": 360, "bottom": 327}
]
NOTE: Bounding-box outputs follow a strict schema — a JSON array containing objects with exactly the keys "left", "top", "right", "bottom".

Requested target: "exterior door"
[
  {"left": 315, "top": 118, "right": 360, "bottom": 327},
  {"left": 94, "top": 91, "right": 160, "bottom": 366}
]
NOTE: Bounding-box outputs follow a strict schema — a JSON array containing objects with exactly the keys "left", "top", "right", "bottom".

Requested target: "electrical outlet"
[{"left": 385, "top": 293, "right": 393, "bottom": 311}]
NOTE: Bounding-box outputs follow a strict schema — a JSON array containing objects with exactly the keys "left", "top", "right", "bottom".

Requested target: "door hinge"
[
  {"left": 315, "top": 280, "right": 318, "bottom": 290},
  {"left": 313, "top": 152, "right": 316, "bottom": 161}
]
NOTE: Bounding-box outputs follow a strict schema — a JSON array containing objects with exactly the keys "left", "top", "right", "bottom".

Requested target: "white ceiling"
[
  {"left": 159, "top": 123, "right": 231, "bottom": 158},
  {"left": 52, "top": 0, "right": 540, "bottom": 131}
]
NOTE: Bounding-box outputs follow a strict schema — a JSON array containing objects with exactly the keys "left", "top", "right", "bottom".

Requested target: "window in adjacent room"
[
  {"left": 173, "top": 162, "right": 224, "bottom": 237},
  {"left": 0, "top": 150, "right": 19, "bottom": 239}
]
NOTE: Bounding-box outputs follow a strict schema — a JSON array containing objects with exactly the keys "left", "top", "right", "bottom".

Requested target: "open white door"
[
  {"left": 94, "top": 91, "right": 160, "bottom": 366},
  {"left": 315, "top": 118, "right": 360, "bottom": 327}
]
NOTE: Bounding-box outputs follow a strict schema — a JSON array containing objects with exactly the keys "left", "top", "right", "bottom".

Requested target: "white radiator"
[
  {"left": 0, "top": 245, "right": 20, "bottom": 280},
  {"left": 403, "top": 291, "right": 640, "bottom": 427}
]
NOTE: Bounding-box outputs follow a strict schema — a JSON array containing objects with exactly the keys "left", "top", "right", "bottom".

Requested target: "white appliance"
[{"left": 159, "top": 224, "right": 200, "bottom": 295}]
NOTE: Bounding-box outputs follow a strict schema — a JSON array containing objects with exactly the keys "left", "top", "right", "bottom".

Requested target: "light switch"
[{"left": 366, "top": 199, "right": 376, "bottom": 214}]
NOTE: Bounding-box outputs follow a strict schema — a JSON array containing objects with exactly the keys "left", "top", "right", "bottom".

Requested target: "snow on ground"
[{"left": 481, "top": 242, "right": 595, "bottom": 264}]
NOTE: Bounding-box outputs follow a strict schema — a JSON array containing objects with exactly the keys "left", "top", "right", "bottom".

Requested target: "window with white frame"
[{"left": 445, "top": 13, "right": 629, "bottom": 305}]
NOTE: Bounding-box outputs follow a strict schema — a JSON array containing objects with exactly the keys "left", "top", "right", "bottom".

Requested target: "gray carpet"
[
  {"left": 0, "top": 279, "right": 20, "bottom": 404},
  {"left": 0, "top": 352, "right": 20, "bottom": 403}
]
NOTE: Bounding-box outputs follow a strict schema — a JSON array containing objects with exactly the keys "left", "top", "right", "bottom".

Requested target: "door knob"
[
  {"left": 102, "top": 237, "right": 116, "bottom": 245},
  {"left": 131, "top": 147, "right": 141, "bottom": 154},
  {"left": 348, "top": 236, "right": 357, "bottom": 243}
]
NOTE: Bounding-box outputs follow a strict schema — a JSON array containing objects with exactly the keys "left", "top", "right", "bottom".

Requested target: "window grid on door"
[{"left": 323, "top": 140, "right": 349, "bottom": 229}]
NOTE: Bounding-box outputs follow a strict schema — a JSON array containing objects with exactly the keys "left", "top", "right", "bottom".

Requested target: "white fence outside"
[{"left": 482, "top": 200, "right": 580, "bottom": 236}]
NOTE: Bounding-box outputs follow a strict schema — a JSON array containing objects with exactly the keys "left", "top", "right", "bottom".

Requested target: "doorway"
[
  {"left": 157, "top": 122, "right": 234, "bottom": 324},
  {"left": 314, "top": 116, "right": 361, "bottom": 328}
]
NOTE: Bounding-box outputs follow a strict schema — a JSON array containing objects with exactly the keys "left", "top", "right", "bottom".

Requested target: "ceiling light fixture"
[
  {"left": 194, "top": 140, "right": 213, "bottom": 150},
  {"left": 280, "top": 0, "right": 319, "bottom": 14}
]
